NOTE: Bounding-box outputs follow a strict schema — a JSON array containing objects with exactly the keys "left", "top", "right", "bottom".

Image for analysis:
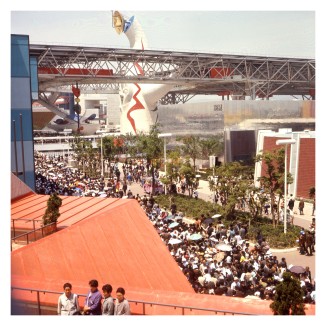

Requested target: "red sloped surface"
[
  {"left": 11, "top": 194, "right": 127, "bottom": 229},
  {"left": 11, "top": 199, "right": 194, "bottom": 295}
]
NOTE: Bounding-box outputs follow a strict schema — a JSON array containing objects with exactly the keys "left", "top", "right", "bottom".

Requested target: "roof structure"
[
  {"left": 12, "top": 197, "right": 193, "bottom": 292},
  {"left": 11, "top": 193, "right": 126, "bottom": 231}
]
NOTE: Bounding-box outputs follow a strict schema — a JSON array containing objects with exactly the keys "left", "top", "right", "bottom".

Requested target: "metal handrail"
[
  {"left": 11, "top": 286, "right": 255, "bottom": 315},
  {"left": 11, "top": 222, "right": 57, "bottom": 251},
  {"left": 11, "top": 219, "right": 43, "bottom": 239}
]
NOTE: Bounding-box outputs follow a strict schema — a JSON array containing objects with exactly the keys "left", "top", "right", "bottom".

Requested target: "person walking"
[
  {"left": 122, "top": 181, "right": 128, "bottom": 196},
  {"left": 299, "top": 198, "right": 305, "bottom": 215},
  {"left": 57, "top": 282, "right": 80, "bottom": 315},
  {"left": 288, "top": 194, "right": 295, "bottom": 225},
  {"left": 299, "top": 229, "right": 307, "bottom": 255},
  {"left": 305, "top": 231, "right": 314, "bottom": 256},
  {"left": 310, "top": 217, "right": 316, "bottom": 252},
  {"left": 114, "top": 287, "right": 131, "bottom": 315}
]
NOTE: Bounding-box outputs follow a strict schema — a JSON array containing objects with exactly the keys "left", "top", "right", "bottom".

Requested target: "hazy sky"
[{"left": 11, "top": 11, "right": 315, "bottom": 58}]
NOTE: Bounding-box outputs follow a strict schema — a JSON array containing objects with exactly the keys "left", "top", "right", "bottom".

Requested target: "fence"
[
  {"left": 11, "top": 221, "right": 57, "bottom": 251},
  {"left": 11, "top": 286, "right": 255, "bottom": 316}
]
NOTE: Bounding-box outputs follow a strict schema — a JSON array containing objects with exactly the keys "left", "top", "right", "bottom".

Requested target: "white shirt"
[
  {"left": 234, "top": 234, "right": 242, "bottom": 245},
  {"left": 231, "top": 280, "right": 239, "bottom": 290},
  {"left": 204, "top": 273, "right": 212, "bottom": 283},
  {"left": 57, "top": 293, "right": 79, "bottom": 315},
  {"left": 114, "top": 299, "right": 131, "bottom": 315}
]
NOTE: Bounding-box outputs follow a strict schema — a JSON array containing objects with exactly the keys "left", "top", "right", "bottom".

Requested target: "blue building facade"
[{"left": 11, "top": 34, "right": 38, "bottom": 191}]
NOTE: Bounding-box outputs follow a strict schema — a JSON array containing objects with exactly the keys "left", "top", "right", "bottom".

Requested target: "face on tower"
[
  {"left": 113, "top": 11, "right": 124, "bottom": 35},
  {"left": 113, "top": 11, "right": 174, "bottom": 135}
]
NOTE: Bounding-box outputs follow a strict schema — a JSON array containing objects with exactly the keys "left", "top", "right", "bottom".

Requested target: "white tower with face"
[{"left": 113, "top": 11, "right": 175, "bottom": 135}]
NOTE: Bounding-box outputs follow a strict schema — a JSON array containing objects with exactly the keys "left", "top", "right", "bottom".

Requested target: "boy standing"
[{"left": 102, "top": 284, "right": 114, "bottom": 315}]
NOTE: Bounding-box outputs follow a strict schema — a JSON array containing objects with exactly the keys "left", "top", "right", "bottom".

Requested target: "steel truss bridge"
[{"left": 30, "top": 44, "right": 315, "bottom": 105}]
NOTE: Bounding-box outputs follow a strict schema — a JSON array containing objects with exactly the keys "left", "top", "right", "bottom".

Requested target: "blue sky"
[{"left": 11, "top": 10, "right": 315, "bottom": 58}]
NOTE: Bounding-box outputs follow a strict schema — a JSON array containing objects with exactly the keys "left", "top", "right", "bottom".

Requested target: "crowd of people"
[
  {"left": 57, "top": 280, "right": 130, "bottom": 315},
  {"left": 136, "top": 196, "right": 316, "bottom": 303},
  {"left": 35, "top": 152, "right": 315, "bottom": 308},
  {"left": 34, "top": 152, "right": 160, "bottom": 198}
]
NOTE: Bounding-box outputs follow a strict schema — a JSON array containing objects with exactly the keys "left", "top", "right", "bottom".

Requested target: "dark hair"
[
  {"left": 102, "top": 284, "right": 113, "bottom": 293},
  {"left": 116, "top": 287, "right": 125, "bottom": 295},
  {"left": 89, "top": 279, "right": 98, "bottom": 287},
  {"left": 63, "top": 282, "right": 72, "bottom": 289}
]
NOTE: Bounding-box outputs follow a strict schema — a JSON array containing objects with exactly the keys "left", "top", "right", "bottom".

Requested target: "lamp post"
[
  {"left": 158, "top": 133, "right": 172, "bottom": 194},
  {"left": 101, "top": 134, "right": 104, "bottom": 177},
  {"left": 276, "top": 138, "right": 296, "bottom": 234},
  {"left": 96, "top": 130, "right": 108, "bottom": 178},
  {"left": 72, "top": 83, "right": 81, "bottom": 134},
  {"left": 96, "top": 131, "right": 106, "bottom": 178}
]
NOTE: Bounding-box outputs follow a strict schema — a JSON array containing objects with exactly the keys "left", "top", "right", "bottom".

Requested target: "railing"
[
  {"left": 11, "top": 286, "right": 255, "bottom": 316},
  {"left": 11, "top": 222, "right": 57, "bottom": 251},
  {"left": 11, "top": 219, "right": 43, "bottom": 238}
]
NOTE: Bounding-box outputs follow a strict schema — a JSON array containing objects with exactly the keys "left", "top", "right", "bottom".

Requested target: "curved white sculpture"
[{"left": 113, "top": 11, "right": 175, "bottom": 135}]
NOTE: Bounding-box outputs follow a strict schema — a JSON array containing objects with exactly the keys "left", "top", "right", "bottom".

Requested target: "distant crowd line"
[{"left": 34, "top": 152, "right": 159, "bottom": 198}]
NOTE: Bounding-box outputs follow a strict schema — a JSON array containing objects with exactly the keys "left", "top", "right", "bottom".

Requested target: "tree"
[
  {"left": 178, "top": 135, "right": 201, "bottom": 170},
  {"left": 270, "top": 272, "right": 306, "bottom": 315},
  {"left": 136, "top": 124, "right": 164, "bottom": 194},
  {"left": 120, "top": 132, "right": 139, "bottom": 158},
  {"left": 208, "top": 161, "right": 253, "bottom": 220},
  {"left": 101, "top": 136, "right": 116, "bottom": 164},
  {"left": 200, "top": 135, "right": 224, "bottom": 160},
  {"left": 99, "top": 135, "right": 125, "bottom": 177},
  {"left": 42, "top": 192, "right": 62, "bottom": 226},
  {"left": 160, "top": 149, "right": 182, "bottom": 194},
  {"left": 179, "top": 159, "right": 197, "bottom": 197},
  {"left": 255, "top": 148, "right": 293, "bottom": 227},
  {"left": 246, "top": 185, "right": 269, "bottom": 220},
  {"left": 309, "top": 186, "right": 315, "bottom": 199},
  {"left": 71, "top": 135, "right": 100, "bottom": 177}
]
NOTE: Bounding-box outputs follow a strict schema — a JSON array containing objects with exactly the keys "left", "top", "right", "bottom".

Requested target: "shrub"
[
  {"left": 270, "top": 272, "right": 306, "bottom": 315},
  {"left": 246, "top": 221, "right": 301, "bottom": 248},
  {"left": 42, "top": 193, "right": 62, "bottom": 226},
  {"left": 155, "top": 194, "right": 222, "bottom": 219}
]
